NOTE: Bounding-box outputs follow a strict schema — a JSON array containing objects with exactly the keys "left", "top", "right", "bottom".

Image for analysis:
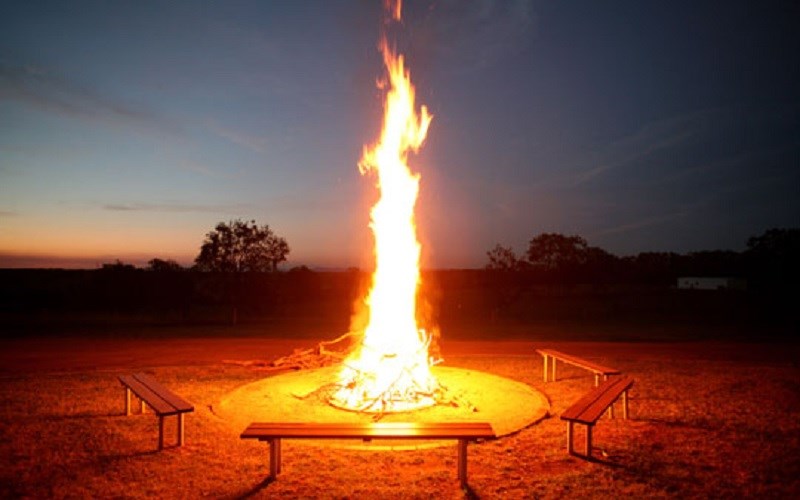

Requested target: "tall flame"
[{"left": 332, "top": 1, "right": 438, "bottom": 413}]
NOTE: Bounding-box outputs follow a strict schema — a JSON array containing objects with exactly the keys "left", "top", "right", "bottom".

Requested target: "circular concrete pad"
[{"left": 218, "top": 366, "right": 548, "bottom": 449}]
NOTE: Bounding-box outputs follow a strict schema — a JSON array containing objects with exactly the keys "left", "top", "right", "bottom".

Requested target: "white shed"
[{"left": 677, "top": 277, "right": 746, "bottom": 291}]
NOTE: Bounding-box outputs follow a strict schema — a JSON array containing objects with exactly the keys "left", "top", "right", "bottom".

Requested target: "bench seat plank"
[
  {"left": 119, "top": 374, "right": 178, "bottom": 415},
  {"left": 119, "top": 373, "right": 194, "bottom": 450},
  {"left": 242, "top": 422, "right": 495, "bottom": 440},
  {"left": 132, "top": 373, "right": 193, "bottom": 413},
  {"left": 561, "top": 376, "right": 634, "bottom": 424},
  {"left": 578, "top": 377, "right": 634, "bottom": 423},
  {"left": 536, "top": 349, "right": 620, "bottom": 376},
  {"left": 560, "top": 375, "right": 634, "bottom": 457},
  {"left": 241, "top": 422, "right": 495, "bottom": 488}
]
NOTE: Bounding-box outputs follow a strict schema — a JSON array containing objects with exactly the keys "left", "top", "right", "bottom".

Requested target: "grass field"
[{"left": 1, "top": 333, "right": 799, "bottom": 498}]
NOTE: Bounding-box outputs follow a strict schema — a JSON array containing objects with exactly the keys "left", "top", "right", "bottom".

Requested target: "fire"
[{"left": 331, "top": 0, "right": 439, "bottom": 413}]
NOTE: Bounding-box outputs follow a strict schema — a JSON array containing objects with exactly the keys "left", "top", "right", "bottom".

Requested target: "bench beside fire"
[
  {"left": 240, "top": 421, "right": 496, "bottom": 488},
  {"left": 536, "top": 348, "right": 634, "bottom": 458},
  {"left": 119, "top": 372, "right": 194, "bottom": 450}
]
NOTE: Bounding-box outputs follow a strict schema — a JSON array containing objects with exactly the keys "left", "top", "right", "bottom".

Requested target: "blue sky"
[{"left": 1, "top": 0, "right": 798, "bottom": 269}]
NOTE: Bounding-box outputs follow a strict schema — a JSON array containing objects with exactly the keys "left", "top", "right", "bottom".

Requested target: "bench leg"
[
  {"left": 125, "top": 387, "right": 131, "bottom": 416},
  {"left": 457, "top": 439, "right": 468, "bottom": 489},
  {"left": 141, "top": 398, "right": 146, "bottom": 414},
  {"left": 585, "top": 425, "right": 592, "bottom": 457},
  {"left": 542, "top": 355, "right": 549, "bottom": 382},
  {"left": 268, "top": 438, "right": 281, "bottom": 478},
  {"left": 594, "top": 373, "right": 600, "bottom": 387},
  {"left": 158, "top": 416, "right": 164, "bottom": 451},
  {"left": 623, "top": 390, "right": 629, "bottom": 419},
  {"left": 551, "top": 358, "right": 557, "bottom": 382},
  {"left": 177, "top": 413, "right": 185, "bottom": 446},
  {"left": 567, "top": 421, "right": 574, "bottom": 454}
]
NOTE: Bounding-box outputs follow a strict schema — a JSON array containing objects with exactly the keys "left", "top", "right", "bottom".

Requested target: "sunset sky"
[{"left": 1, "top": 1, "right": 798, "bottom": 269}]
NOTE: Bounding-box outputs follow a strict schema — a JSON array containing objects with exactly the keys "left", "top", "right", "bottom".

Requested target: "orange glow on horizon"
[{"left": 0, "top": 222, "right": 199, "bottom": 267}]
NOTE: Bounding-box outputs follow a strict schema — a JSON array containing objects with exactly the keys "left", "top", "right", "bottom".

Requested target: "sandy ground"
[{"left": 1, "top": 335, "right": 799, "bottom": 498}]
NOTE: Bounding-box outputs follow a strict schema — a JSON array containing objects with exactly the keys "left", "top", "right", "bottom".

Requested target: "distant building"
[{"left": 677, "top": 277, "right": 747, "bottom": 291}]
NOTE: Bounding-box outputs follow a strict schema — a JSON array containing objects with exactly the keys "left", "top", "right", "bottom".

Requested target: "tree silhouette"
[
  {"left": 582, "top": 246, "right": 619, "bottom": 283},
  {"left": 147, "top": 258, "right": 184, "bottom": 272},
  {"left": 194, "top": 219, "right": 290, "bottom": 324},
  {"left": 745, "top": 228, "right": 799, "bottom": 289},
  {"left": 100, "top": 259, "right": 137, "bottom": 272},
  {"left": 526, "top": 233, "right": 589, "bottom": 271},
  {"left": 746, "top": 228, "right": 799, "bottom": 259},
  {"left": 195, "top": 219, "right": 290, "bottom": 273},
  {"left": 485, "top": 244, "right": 522, "bottom": 271}
]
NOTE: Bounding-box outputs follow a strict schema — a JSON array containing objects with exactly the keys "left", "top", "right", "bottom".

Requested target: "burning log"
[{"left": 291, "top": 369, "right": 478, "bottom": 422}]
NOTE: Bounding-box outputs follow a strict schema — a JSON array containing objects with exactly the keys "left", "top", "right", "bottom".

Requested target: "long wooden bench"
[
  {"left": 119, "top": 372, "right": 194, "bottom": 450},
  {"left": 535, "top": 348, "right": 621, "bottom": 386},
  {"left": 561, "top": 375, "right": 634, "bottom": 457},
  {"left": 240, "top": 422, "right": 496, "bottom": 488}
]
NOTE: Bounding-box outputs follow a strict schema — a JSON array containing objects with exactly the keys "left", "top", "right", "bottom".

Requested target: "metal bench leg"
[
  {"left": 594, "top": 373, "right": 600, "bottom": 386},
  {"left": 604, "top": 377, "right": 614, "bottom": 419},
  {"left": 623, "top": 390, "right": 629, "bottom": 419},
  {"left": 177, "top": 413, "right": 185, "bottom": 446},
  {"left": 551, "top": 358, "right": 557, "bottom": 382},
  {"left": 125, "top": 387, "right": 131, "bottom": 416},
  {"left": 542, "top": 355, "right": 549, "bottom": 382},
  {"left": 457, "top": 439, "right": 468, "bottom": 488},
  {"left": 269, "top": 438, "right": 280, "bottom": 478},
  {"left": 141, "top": 398, "right": 146, "bottom": 414},
  {"left": 567, "top": 421, "right": 574, "bottom": 454},
  {"left": 585, "top": 425, "right": 592, "bottom": 457},
  {"left": 158, "top": 416, "right": 164, "bottom": 451}
]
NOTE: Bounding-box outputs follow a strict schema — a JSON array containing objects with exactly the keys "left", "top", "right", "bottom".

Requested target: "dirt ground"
[{"left": 1, "top": 335, "right": 799, "bottom": 498}]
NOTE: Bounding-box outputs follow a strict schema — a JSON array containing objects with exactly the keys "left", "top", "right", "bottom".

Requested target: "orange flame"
[
  {"left": 386, "top": 0, "right": 401, "bottom": 22},
  {"left": 332, "top": 1, "right": 438, "bottom": 413}
]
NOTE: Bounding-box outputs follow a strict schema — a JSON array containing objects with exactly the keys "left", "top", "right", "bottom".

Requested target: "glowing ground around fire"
[{"left": 216, "top": 366, "right": 549, "bottom": 450}]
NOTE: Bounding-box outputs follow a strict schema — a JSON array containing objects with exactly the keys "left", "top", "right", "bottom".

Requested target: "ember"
[{"left": 331, "top": 0, "right": 439, "bottom": 413}]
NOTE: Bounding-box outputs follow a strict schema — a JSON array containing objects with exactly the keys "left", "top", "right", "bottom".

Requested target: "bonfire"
[
  {"left": 237, "top": 0, "right": 443, "bottom": 416},
  {"left": 330, "top": 0, "right": 439, "bottom": 413}
]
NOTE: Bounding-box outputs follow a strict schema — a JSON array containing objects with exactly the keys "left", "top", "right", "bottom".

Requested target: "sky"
[{"left": 1, "top": 0, "right": 798, "bottom": 269}]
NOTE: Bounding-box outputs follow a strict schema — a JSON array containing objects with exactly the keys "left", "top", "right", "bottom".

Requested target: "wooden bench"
[
  {"left": 561, "top": 375, "right": 634, "bottom": 457},
  {"left": 535, "top": 348, "right": 621, "bottom": 386},
  {"left": 240, "top": 422, "right": 496, "bottom": 488},
  {"left": 119, "top": 372, "right": 194, "bottom": 450}
]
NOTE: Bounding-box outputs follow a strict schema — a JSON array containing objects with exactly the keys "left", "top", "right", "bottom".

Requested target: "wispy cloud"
[
  {"left": 262, "top": 192, "right": 349, "bottom": 213},
  {"left": 177, "top": 158, "right": 244, "bottom": 180},
  {"left": 205, "top": 120, "right": 269, "bottom": 154},
  {"left": 569, "top": 109, "right": 721, "bottom": 186},
  {"left": 0, "top": 210, "right": 19, "bottom": 217},
  {"left": 573, "top": 130, "right": 694, "bottom": 185},
  {"left": 0, "top": 63, "right": 167, "bottom": 129},
  {"left": 591, "top": 211, "right": 689, "bottom": 237},
  {"left": 656, "top": 142, "right": 800, "bottom": 186},
  {"left": 102, "top": 202, "right": 250, "bottom": 213}
]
